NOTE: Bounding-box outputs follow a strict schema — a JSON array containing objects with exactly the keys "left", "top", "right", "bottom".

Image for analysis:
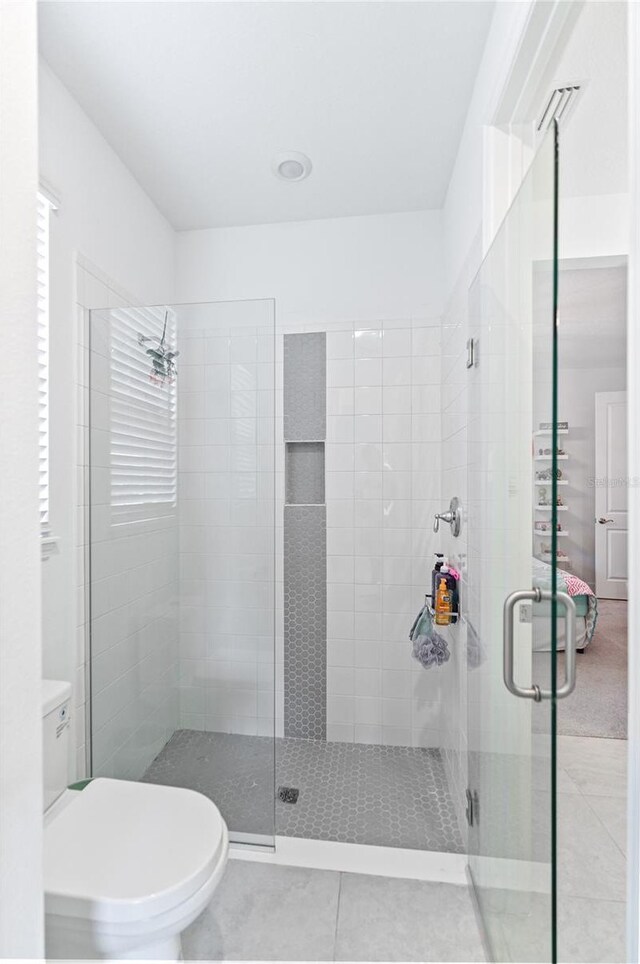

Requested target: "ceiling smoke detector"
[{"left": 272, "top": 151, "right": 312, "bottom": 182}]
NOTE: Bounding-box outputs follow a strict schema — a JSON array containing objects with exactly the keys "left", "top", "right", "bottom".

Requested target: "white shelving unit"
[
  {"left": 540, "top": 552, "right": 571, "bottom": 564},
  {"left": 533, "top": 423, "right": 569, "bottom": 565}
]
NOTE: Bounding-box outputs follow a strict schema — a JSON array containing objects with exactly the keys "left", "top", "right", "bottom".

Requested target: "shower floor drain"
[{"left": 277, "top": 786, "right": 300, "bottom": 804}]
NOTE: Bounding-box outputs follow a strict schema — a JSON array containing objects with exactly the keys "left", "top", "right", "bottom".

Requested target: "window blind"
[
  {"left": 108, "top": 306, "right": 177, "bottom": 524},
  {"left": 37, "top": 193, "right": 51, "bottom": 531}
]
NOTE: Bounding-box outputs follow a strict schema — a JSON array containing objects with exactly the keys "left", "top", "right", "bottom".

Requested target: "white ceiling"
[{"left": 38, "top": 0, "right": 495, "bottom": 231}]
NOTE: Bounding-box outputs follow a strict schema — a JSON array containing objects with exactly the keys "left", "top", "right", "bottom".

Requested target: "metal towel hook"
[{"left": 433, "top": 497, "right": 462, "bottom": 537}]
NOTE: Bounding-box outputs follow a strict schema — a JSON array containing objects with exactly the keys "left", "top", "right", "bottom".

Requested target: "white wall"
[
  {"left": 531, "top": 2, "right": 629, "bottom": 262},
  {"left": 552, "top": 2, "right": 629, "bottom": 259},
  {"left": 38, "top": 62, "right": 176, "bottom": 779},
  {"left": 442, "top": 2, "right": 533, "bottom": 296},
  {"left": 560, "top": 193, "right": 629, "bottom": 261},
  {"left": 444, "top": 1, "right": 629, "bottom": 302},
  {"left": 0, "top": 0, "right": 44, "bottom": 954},
  {"left": 543, "top": 1, "right": 628, "bottom": 201},
  {"left": 176, "top": 210, "right": 444, "bottom": 326},
  {"left": 39, "top": 63, "right": 176, "bottom": 303}
]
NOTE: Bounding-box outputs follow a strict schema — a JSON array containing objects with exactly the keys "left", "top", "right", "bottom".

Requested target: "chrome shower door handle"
[
  {"left": 554, "top": 590, "right": 577, "bottom": 699},
  {"left": 503, "top": 588, "right": 577, "bottom": 701},
  {"left": 503, "top": 589, "right": 543, "bottom": 701}
]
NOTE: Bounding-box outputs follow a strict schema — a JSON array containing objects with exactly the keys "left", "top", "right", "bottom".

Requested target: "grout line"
[
  {"left": 333, "top": 871, "right": 343, "bottom": 962},
  {"left": 580, "top": 791, "right": 627, "bottom": 861}
]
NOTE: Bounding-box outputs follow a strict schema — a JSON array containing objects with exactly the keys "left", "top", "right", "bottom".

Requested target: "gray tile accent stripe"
[
  {"left": 284, "top": 504, "right": 327, "bottom": 739},
  {"left": 283, "top": 332, "right": 326, "bottom": 441},
  {"left": 283, "top": 331, "right": 327, "bottom": 740}
]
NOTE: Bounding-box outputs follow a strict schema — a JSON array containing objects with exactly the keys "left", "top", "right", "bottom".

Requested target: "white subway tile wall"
[
  {"left": 176, "top": 302, "right": 276, "bottom": 738},
  {"left": 322, "top": 320, "right": 444, "bottom": 749}
]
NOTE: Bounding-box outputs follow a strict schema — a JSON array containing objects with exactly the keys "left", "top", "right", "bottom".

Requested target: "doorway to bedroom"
[{"left": 533, "top": 257, "right": 628, "bottom": 745}]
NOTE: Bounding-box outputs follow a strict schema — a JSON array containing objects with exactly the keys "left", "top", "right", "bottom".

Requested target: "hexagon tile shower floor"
[{"left": 142, "top": 730, "right": 463, "bottom": 853}]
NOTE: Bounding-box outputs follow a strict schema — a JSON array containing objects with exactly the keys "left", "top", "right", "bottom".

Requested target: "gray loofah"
[{"left": 408, "top": 603, "right": 450, "bottom": 669}]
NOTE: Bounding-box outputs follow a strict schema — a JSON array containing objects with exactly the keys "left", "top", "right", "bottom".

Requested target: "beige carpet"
[{"left": 534, "top": 599, "right": 628, "bottom": 739}]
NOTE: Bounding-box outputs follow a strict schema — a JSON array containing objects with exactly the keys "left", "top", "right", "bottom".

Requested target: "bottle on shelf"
[
  {"left": 440, "top": 564, "right": 458, "bottom": 612},
  {"left": 435, "top": 575, "right": 453, "bottom": 626},
  {"left": 431, "top": 553, "right": 444, "bottom": 602}
]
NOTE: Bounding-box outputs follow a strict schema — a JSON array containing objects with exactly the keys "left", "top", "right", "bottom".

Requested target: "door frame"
[
  {"left": 594, "top": 390, "right": 629, "bottom": 599},
  {"left": 627, "top": 4, "right": 640, "bottom": 958},
  {"left": 482, "top": 2, "right": 639, "bottom": 960}
]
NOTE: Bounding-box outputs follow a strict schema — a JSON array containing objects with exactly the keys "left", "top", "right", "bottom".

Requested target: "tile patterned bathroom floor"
[
  {"left": 143, "top": 729, "right": 275, "bottom": 835},
  {"left": 276, "top": 736, "right": 462, "bottom": 851},
  {"left": 141, "top": 729, "right": 463, "bottom": 852},
  {"left": 183, "top": 860, "right": 485, "bottom": 962},
  {"left": 145, "top": 733, "right": 625, "bottom": 962}
]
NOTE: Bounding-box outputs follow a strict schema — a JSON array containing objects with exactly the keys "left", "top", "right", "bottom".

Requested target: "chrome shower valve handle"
[
  {"left": 433, "top": 511, "right": 454, "bottom": 532},
  {"left": 433, "top": 497, "right": 461, "bottom": 537}
]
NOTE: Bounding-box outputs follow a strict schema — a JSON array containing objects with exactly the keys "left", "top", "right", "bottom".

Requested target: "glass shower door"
[
  {"left": 467, "top": 124, "right": 568, "bottom": 961},
  {"left": 88, "top": 298, "right": 276, "bottom": 847}
]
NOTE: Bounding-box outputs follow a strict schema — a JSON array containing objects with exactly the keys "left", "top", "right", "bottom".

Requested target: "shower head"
[{"left": 138, "top": 309, "right": 179, "bottom": 385}]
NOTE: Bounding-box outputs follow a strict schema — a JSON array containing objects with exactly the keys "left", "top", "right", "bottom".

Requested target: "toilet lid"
[{"left": 44, "top": 778, "right": 227, "bottom": 924}]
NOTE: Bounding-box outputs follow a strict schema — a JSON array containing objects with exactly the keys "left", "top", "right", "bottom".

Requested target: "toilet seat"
[{"left": 44, "top": 778, "right": 227, "bottom": 926}]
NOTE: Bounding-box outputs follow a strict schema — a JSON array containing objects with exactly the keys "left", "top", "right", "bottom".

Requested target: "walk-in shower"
[{"left": 88, "top": 298, "right": 462, "bottom": 854}]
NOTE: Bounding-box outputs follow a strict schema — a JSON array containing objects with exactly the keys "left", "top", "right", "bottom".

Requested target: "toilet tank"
[{"left": 42, "top": 679, "right": 72, "bottom": 811}]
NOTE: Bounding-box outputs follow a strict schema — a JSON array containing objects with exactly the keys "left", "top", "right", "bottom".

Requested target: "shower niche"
[{"left": 285, "top": 442, "right": 325, "bottom": 506}]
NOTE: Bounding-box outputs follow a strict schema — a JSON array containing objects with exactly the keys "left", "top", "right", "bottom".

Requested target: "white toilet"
[{"left": 43, "top": 680, "right": 229, "bottom": 960}]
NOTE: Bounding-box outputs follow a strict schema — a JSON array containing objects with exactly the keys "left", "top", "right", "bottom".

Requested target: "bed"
[{"left": 531, "top": 557, "right": 598, "bottom": 652}]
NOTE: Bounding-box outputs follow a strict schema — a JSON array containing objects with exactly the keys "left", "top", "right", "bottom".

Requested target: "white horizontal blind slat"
[
  {"left": 108, "top": 306, "right": 177, "bottom": 524},
  {"left": 37, "top": 193, "right": 50, "bottom": 530}
]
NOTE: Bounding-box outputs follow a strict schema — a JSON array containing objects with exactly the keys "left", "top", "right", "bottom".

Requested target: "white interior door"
[{"left": 595, "top": 390, "right": 628, "bottom": 598}]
